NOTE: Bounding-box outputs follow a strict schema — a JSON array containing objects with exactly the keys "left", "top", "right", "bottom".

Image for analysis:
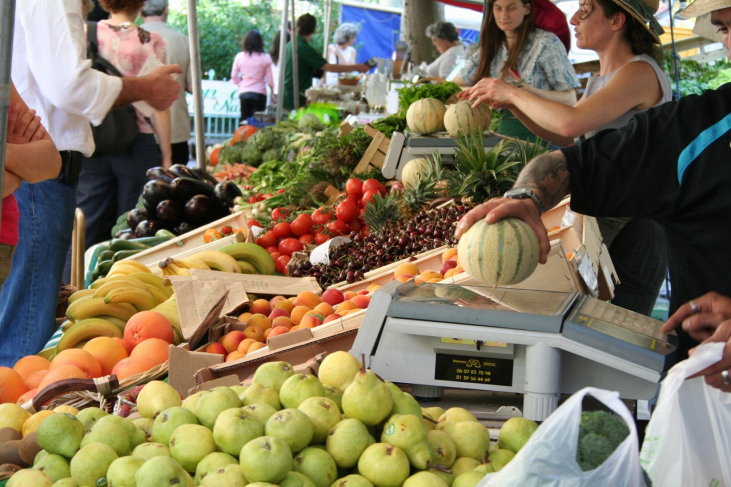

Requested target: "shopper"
[
  {"left": 270, "top": 27, "right": 291, "bottom": 97},
  {"left": 425, "top": 21, "right": 465, "bottom": 79},
  {"left": 325, "top": 23, "right": 360, "bottom": 86},
  {"left": 0, "top": 0, "right": 180, "bottom": 367},
  {"left": 453, "top": 0, "right": 581, "bottom": 141},
  {"left": 231, "top": 30, "right": 275, "bottom": 124},
  {"left": 141, "top": 0, "right": 193, "bottom": 166},
  {"left": 283, "top": 14, "right": 369, "bottom": 111}
]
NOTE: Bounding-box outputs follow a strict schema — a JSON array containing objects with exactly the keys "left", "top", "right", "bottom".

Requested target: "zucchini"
[
  {"left": 98, "top": 250, "right": 116, "bottom": 262},
  {"left": 109, "top": 239, "right": 149, "bottom": 252},
  {"left": 97, "top": 259, "right": 114, "bottom": 275},
  {"left": 112, "top": 249, "right": 143, "bottom": 263}
]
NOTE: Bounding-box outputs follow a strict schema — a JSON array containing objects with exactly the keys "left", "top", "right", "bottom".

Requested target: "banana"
[
  {"left": 89, "top": 277, "right": 109, "bottom": 289},
  {"left": 60, "top": 320, "right": 75, "bottom": 332},
  {"left": 93, "top": 279, "right": 147, "bottom": 298},
  {"left": 158, "top": 258, "right": 192, "bottom": 277},
  {"left": 68, "top": 289, "right": 95, "bottom": 304},
  {"left": 107, "top": 265, "right": 145, "bottom": 277},
  {"left": 218, "top": 242, "right": 276, "bottom": 275},
  {"left": 37, "top": 347, "right": 55, "bottom": 360},
  {"left": 55, "top": 318, "right": 123, "bottom": 353},
  {"left": 152, "top": 306, "right": 182, "bottom": 339},
  {"left": 183, "top": 256, "right": 210, "bottom": 270},
  {"left": 104, "top": 287, "right": 158, "bottom": 312},
  {"left": 96, "top": 315, "right": 127, "bottom": 334},
  {"left": 236, "top": 260, "right": 258, "bottom": 274},
  {"left": 188, "top": 250, "right": 240, "bottom": 274},
  {"left": 168, "top": 263, "right": 191, "bottom": 276},
  {"left": 129, "top": 272, "right": 166, "bottom": 290},
  {"left": 66, "top": 297, "right": 137, "bottom": 322},
  {"left": 146, "top": 284, "right": 169, "bottom": 304},
  {"left": 110, "top": 259, "right": 151, "bottom": 274}
]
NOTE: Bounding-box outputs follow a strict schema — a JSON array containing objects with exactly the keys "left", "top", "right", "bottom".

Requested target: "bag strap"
[{"left": 86, "top": 21, "right": 124, "bottom": 78}]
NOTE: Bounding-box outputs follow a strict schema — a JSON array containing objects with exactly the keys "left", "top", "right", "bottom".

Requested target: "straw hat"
[
  {"left": 678, "top": 0, "right": 731, "bottom": 18},
  {"left": 610, "top": 0, "right": 665, "bottom": 43}
]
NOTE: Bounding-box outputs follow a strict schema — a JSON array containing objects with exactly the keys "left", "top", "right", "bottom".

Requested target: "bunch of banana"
[
  {"left": 219, "top": 242, "right": 276, "bottom": 275},
  {"left": 106, "top": 258, "right": 153, "bottom": 278},
  {"left": 187, "top": 250, "right": 241, "bottom": 273},
  {"left": 88, "top": 231, "right": 174, "bottom": 282}
]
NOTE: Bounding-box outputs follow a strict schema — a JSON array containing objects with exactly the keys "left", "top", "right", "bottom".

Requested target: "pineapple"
[
  {"left": 362, "top": 192, "right": 403, "bottom": 231},
  {"left": 401, "top": 152, "right": 446, "bottom": 213}
]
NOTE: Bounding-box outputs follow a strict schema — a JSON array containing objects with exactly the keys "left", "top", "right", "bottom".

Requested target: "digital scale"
[{"left": 349, "top": 280, "right": 677, "bottom": 421}]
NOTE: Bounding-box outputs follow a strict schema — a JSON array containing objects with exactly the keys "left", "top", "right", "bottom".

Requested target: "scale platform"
[{"left": 349, "top": 281, "right": 677, "bottom": 420}]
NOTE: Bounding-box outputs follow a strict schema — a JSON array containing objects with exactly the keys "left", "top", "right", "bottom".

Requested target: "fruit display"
[
  {"left": 406, "top": 98, "right": 447, "bottom": 135},
  {"left": 444, "top": 101, "right": 490, "bottom": 137},
  {"left": 158, "top": 243, "right": 276, "bottom": 277},
  {"left": 87, "top": 231, "right": 175, "bottom": 282}
]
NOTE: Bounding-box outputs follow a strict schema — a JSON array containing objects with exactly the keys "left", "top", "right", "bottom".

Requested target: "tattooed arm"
[{"left": 454, "top": 151, "right": 571, "bottom": 264}]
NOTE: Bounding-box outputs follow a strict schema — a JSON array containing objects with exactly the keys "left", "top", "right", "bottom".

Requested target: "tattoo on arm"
[{"left": 514, "top": 151, "right": 571, "bottom": 210}]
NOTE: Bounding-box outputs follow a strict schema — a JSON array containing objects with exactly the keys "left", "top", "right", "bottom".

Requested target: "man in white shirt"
[
  {"left": 0, "top": 0, "right": 181, "bottom": 366},
  {"left": 142, "top": 0, "right": 193, "bottom": 166}
]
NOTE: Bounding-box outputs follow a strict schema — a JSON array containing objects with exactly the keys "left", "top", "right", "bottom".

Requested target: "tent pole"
[
  {"left": 322, "top": 0, "right": 333, "bottom": 59},
  {"left": 0, "top": 0, "right": 17, "bottom": 223},
  {"left": 186, "top": 0, "right": 206, "bottom": 169},
  {"left": 276, "top": 0, "right": 290, "bottom": 121},
  {"left": 291, "top": 0, "right": 299, "bottom": 111}
]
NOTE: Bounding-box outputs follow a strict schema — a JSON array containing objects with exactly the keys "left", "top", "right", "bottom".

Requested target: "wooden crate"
[{"left": 354, "top": 124, "right": 391, "bottom": 174}]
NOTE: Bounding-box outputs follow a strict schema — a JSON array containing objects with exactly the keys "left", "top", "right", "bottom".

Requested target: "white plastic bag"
[
  {"left": 477, "top": 387, "right": 646, "bottom": 487},
  {"left": 640, "top": 342, "right": 731, "bottom": 486}
]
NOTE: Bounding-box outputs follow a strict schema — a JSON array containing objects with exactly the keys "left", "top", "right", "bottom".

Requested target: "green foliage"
[
  {"left": 663, "top": 52, "right": 731, "bottom": 96},
  {"left": 576, "top": 411, "right": 629, "bottom": 471},
  {"left": 397, "top": 82, "right": 462, "bottom": 111}
]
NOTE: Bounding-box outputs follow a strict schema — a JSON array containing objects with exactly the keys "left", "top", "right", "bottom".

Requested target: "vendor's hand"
[
  {"left": 355, "top": 64, "right": 369, "bottom": 73},
  {"left": 7, "top": 103, "right": 46, "bottom": 144},
  {"left": 466, "top": 78, "right": 514, "bottom": 109},
  {"left": 144, "top": 65, "right": 183, "bottom": 111},
  {"left": 454, "top": 197, "right": 551, "bottom": 264},
  {"left": 662, "top": 291, "right": 731, "bottom": 341},
  {"left": 687, "top": 320, "right": 731, "bottom": 392}
]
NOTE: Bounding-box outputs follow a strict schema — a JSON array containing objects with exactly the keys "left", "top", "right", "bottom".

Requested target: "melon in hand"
[{"left": 457, "top": 218, "right": 540, "bottom": 286}]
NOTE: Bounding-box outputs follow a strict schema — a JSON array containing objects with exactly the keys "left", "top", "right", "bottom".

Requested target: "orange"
[
  {"left": 111, "top": 356, "right": 157, "bottom": 381},
  {"left": 12, "top": 356, "right": 50, "bottom": 381},
  {"left": 0, "top": 367, "right": 28, "bottom": 404},
  {"left": 124, "top": 311, "right": 174, "bottom": 352},
  {"left": 130, "top": 338, "right": 170, "bottom": 365},
  {"left": 83, "top": 337, "right": 129, "bottom": 376},
  {"left": 38, "top": 364, "right": 87, "bottom": 391},
  {"left": 50, "top": 349, "right": 102, "bottom": 379}
]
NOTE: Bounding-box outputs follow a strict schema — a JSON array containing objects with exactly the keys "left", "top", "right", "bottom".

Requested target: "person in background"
[
  {"left": 425, "top": 21, "right": 465, "bottom": 78},
  {"left": 1, "top": 0, "right": 179, "bottom": 366},
  {"left": 231, "top": 30, "right": 274, "bottom": 124},
  {"left": 460, "top": 0, "right": 671, "bottom": 316},
  {"left": 453, "top": 0, "right": 580, "bottom": 141},
  {"left": 269, "top": 24, "right": 291, "bottom": 97},
  {"left": 283, "top": 14, "right": 369, "bottom": 111},
  {"left": 325, "top": 23, "right": 360, "bottom": 86},
  {"left": 141, "top": 0, "right": 193, "bottom": 166}
]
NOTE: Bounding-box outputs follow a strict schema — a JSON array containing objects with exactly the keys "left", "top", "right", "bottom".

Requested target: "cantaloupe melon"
[
  {"left": 474, "top": 103, "right": 493, "bottom": 131},
  {"left": 457, "top": 218, "right": 539, "bottom": 286},
  {"left": 406, "top": 98, "right": 447, "bottom": 135},
  {"left": 444, "top": 101, "right": 480, "bottom": 137},
  {"left": 401, "top": 158, "right": 432, "bottom": 189}
]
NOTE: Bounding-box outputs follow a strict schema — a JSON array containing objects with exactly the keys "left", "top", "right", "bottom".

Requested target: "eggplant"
[
  {"left": 175, "top": 221, "right": 194, "bottom": 236},
  {"left": 170, "top": 176, "right": 215, "bottom": 202},
  {"left": 184, "top": 194, "right": 216, "bottom": 224},
  {"left": 169, "top": 164, "right": 203, "bottom": 181},
  {"left": 190, "top": 168, "right": 219, "bottom": 186},
  {"left": 142, "top": 196, "right": 158, "bottom": 216},
  {"left": 156, "top": 199, "right": 184, "bottom": 224},
  {"left": 146, "top": 166, "right": 176, "bottom": 183},
  {"left": 142, "top": 180, "right": 173, "bottom": 206},
  {"left": 114, "top": 228, "right": 136, "bottom": 240},
  {"left": 126, "top": 208, "right": 148, "bottom": 230},
  {"left": 213, "top": 181, "right": 243, "bottom": 209},
  {"left": 135, "top": 219, "right": 166, "bottom": 237}
]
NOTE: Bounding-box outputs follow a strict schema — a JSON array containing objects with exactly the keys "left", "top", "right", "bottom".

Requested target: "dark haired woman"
[
  {"left": 231, "top": 30, "right": 274, "bottom": 124},
  {"left": 269, "top": 30, "right": 291, "bottom": 98},
  {"left": 454, "top": 0, "right": 581, "bottom": 141}
]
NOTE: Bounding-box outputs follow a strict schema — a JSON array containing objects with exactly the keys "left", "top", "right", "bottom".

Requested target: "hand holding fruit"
[{"left": 459, "top": 77, "right": 515, "bottom": 110}]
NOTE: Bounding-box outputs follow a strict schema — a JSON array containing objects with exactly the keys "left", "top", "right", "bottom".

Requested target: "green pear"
[
  {"left": 280, "top": 471, "right": 317, "bottom": 487},
  {"left": 423, "top": 417, "right": 436, "bottom": 432},
  {"left": 169, "top": 424, "right": 217, "bottom": 473},
  {"left": 472, "top": 463, "right": 496, "bottom": 475},
  {"left": 242, "top": 403, "right": 278, "bottom": 425},
  {"left": 427, "top": 467, "right": 454, "bottom": 487},
  {"left": 82, "top": 420, "right": 131, "bottom": 456},
  {"left": 318, "top": 352, "right": 361, "bottom": 393},
  {"left": 213, "top": 408, "right": 264, "bottom": 456},
  {"left": 242, "top": 383, "right": 282, "bottom": 411},
  {"left": 423, "top": 407, "right": 446, "bottom": 421},
  {"left": 182, "top": 391, "right": 204, "bottom": 415},
  {"left": 452, "top": 471, "right": 485, "bottom": 487},
  {"left": 435, "top": 421, "right": 459, "bottom": 439},
  {"left": 33, "top": 454, "right": 70, "bottom": 482},
  {"left": 488, "top": 442, "right": 499, "bottom": 454},
  {"left": 96, "top": 415, "right": 136, "bottom": 439},
  {"left": 37, "top": 413, "right": 85, "bottom": 458},
  {"left": 325, "top": 418, "right": 370, "bottom": 469},
  {"left": 487, "top": 448, "right": 515, "bottom": 471},
  {"left": 497, "top": 417, "right": 538, "bottom": 454},
  {"left": 34, "top": 450, "right": 49, "bottom": 466},
  {"left": 292, "top": 447, "right": 337, "bottom": 487},
  {"left": 132, "top": 418, "right": 154, "bottom": 441},
  {"left": 341, "top": 368, "right": 392, "bottom": 426},
  {"left": 428, "top": 429, "right": 457, "bottom": 467},
  {"left": 384, "top": 382, "right": 421, "bottom": 418},
  {"left": 403, "top": 471, "right": 448, "bottom": 487},
  {"left": 438, "top": 408, "right": 477, "bottom": 424},
  {"left": 330, "top": 474, "right": 374, "bottom": 487},
  {"left": 253, "top": 361, "right": 295, "bottom": 392},
  {"left": 298, "top": 397, "right": 341, "bottom": 444},
  {"left": 7, "top": 469, "right": 53, "bottom": 487},
  {"left": 239, "top": 436, "right": 293, "bottom": 484},
  {"left": 279, "top": 374, "right": 326, "bottom": 409},
  {"left": 322, "top": 386, "right": 343, "bottom": 412},
  {"left": 212, "top": 386, "right": 243, "bottom": 404},
  {"left": 264, "top": 408, "right": 314, "bottom": 454},
  {"left": 152, "top": 406, "right": 200, "bottom": 446},
  {"left": 49, "top": 479, "right": 77, "bottom": 487},
  {"left": 195, "top": 451, "right": 239, "bottom": 485},
  {"left": 106, "top": 455, "right": 145, "bottom": 487},
  {"left": 195, "top": 389, "right": 242, "bottom": 430},
  {"left": 381, "top": 414, "right": 431, "bottom": 469},
  {"left": 136, "top": 381, "right": 182, "bottom": 419},
  {"left": 199, "top": 464, "right": 248, "bottom": 486},
  {"left": 132, "top": 442, "right": 171, "bottom": 461},
  {"left": 70, "top": 442, "right": 118, "bottom": 487},
  {"left": 246, "top": 484, "right": 278, "bottom": 487},
  {"left": 75, "top": 407, "right": 108, "bottom": 432},
  {"left": 129, "top": 426, "right": 148, "bottom": 451},
  {"left": 134, "top": 455, "right": 190, "bottom": 487},
  {"left": 450, "top": 457, "right": 481, "bottom": 477},
  {"left": 450, "top": 422, "right": 491, "bottom": 461},
  {"left": 357, "top": 443, "right": 410, "bottom": 487},
  {"left": 230, "top": 385, "right": 248, "bottom": 400}
]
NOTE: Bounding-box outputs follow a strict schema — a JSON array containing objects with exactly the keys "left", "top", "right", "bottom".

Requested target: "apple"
[
  {"left": 321, "top": 289, "right": 345, "bottom": 307},
  {"left": 440, "top": 260, "right": 458, "bottom": 276}
]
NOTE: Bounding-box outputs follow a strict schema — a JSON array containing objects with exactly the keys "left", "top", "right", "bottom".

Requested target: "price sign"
[{"left": 434, "top": 353, "right": 513, "bottom": 387}]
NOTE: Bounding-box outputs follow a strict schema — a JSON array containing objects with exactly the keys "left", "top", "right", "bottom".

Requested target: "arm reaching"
[
  {"left": 662, "top": 291, "right": 731, "bottom": 341},
  {"left": 114, "top": 64, "right": 183, "bottom": 111}
]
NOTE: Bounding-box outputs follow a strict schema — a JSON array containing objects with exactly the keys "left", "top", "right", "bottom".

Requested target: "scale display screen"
[{"left": 434, "top": 353, "right": 513, "bottom": 387}]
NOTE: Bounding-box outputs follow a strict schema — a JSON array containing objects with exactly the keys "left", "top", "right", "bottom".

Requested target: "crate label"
[{"left": 434, "top": 353, "right": 513, "bottom": 387}]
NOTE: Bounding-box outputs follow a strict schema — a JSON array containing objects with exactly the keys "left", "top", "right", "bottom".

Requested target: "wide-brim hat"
[
  {"left": 612, "top": 0, "right": 665, "bottom": 43},
  {"left": 678, "top": 0, "right": 731, "bottom": 18}
]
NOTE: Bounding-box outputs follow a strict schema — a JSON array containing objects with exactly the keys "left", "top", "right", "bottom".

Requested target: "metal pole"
[
  {"left": 667, "top": 0, "right": 682, "bottom": 100},
  {"left": 322, "top": 0, "right": 333, "bottom": 59},
  {"left": 0, "top": 0, "right": 17, "bottom": 224},
  {"left": 291, "top": 0, "right": 299, "bottom": 111},
  {"left": 275, "top": 0, "right": 290, "bottom": 121},
  {"left": 186, "top": 0, "right": 206, "bottom": 169}
]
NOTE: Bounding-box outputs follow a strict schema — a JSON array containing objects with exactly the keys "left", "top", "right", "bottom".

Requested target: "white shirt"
[
  {"left": 142, "top": 21, "right": 192, "bottom": 144},
  {"left": 325, "top": 45, "right": 357, "bottom": 86},
  {"left": 12, "top": 0, "right": 122, "bottom": 156},
  {"left": 426, "top": 44, "right": 466, "bottom": 79}
]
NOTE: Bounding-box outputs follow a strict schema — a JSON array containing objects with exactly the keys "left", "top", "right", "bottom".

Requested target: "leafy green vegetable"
[
  {"left": 663, "top": 53, "right": 731, "bottom": 96},
  {"left": 397, "top": 81, "right": 462, "bottom": 111}
]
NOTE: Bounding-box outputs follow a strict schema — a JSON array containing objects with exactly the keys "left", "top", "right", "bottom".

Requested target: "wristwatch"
[{"left": 504, "top": 187, "right": 544, "bottom": 214}]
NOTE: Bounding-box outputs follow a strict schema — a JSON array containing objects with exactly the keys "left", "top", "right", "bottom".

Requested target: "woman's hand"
[
  {"left": 466, "top": 78, "right": 516, "bottom": 109},
  {"left": 662, "top": 291, "right": 731, "bottom": 342},
  {"left": 688, "top": 320, "right": 731, "bottom": 393},
  {"left": 7, "top": 103, "right": 46, "bottom": 144}
]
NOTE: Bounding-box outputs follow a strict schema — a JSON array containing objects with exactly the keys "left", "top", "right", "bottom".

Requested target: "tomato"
[
  {"left": 247, "top": 219, "right": 262, "bottom": 228},
  {"left": 347, "top": 220, "right": 361, "bottom": 233},
  {"left": 209, "top": 147, "right": 222, "bottom": 166},
  {"left": 271, "top": 207, "right": 290, "bottom": 222},
  {"left": 362, "top": 179, "right": 386, "bottom": 195},
  {"left": 273, "top": 222, "right": 292, "bottom": 239},
  {"left": 299, "top": 234, "right": 314, "bottom": 245},
  {"left": 290, "top": 213, "right": 313, "bottom": 237},
  {"left": 265, "top": 246, "right": 279, "bottom": 255},
  {"left": 361, "top": 226, "right": 370, "bottom": 237},
  {"left": 312, "top": 207, "right": 333, "bottom": 225},
  {"left": 256, "top": 231, "right": 277, "bottom": 249},
  {"left": 327, "top": 220, "right": 349, "bottom": 236},
  {"left": 270, "top": 251, "right": 281, "bottom": 261},
  {"left": 345, "top": 178, "right": 363, "bottom": 197},
  {"left": 361, "top": 189, "right": 381, "bottom": 206},
  {"left": 336, "top": 200, "right": 358, "bottom": 223},
  {"left": 275, "top": 255, "right": 292, "bottom": 274},
  {"left": 314, "top": 233, "right": 331, "bottom": 245},
  {"left": 278, "top": 238, "right": 304, "bottom": 256},
  {"left": 277, "top": 188, "right": 286, "bottom": 194}
]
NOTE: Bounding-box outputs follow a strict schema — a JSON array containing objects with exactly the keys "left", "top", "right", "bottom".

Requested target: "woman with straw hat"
[{"left": 677, "top": 0, "right": 731, "bottom": 47}]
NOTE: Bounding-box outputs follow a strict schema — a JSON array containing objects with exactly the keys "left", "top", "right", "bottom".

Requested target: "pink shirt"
[
  {"left": 95, "top": 21, "right": 167, "bottom": 133},
  {"left": 230, "top": 52, "right": 274, "bottom": 96},
  {"left": 0, "top": 195, "right": 19, "bottom": 246}
]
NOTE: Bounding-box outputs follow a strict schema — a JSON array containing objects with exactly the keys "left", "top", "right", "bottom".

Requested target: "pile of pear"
[{"left": 9, "top": 351, "right": 537, "bottom": 487}]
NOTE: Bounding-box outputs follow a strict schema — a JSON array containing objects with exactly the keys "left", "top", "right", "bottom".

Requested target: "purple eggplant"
[
  {"left": 184, "top": 194, "right": 216, "bottom": 224},
  {"left": 190, "top": 167, "right": 219, "bottom": 186},
  {"left": 169, "top": 164, "right": 203, "bottom": 181},
  {"left": 175, "top": 221, "right": 194, "bottom": 236},
  {"left": 142, "top": 180, "right": 173, "bottom": 206},
  {"left": 170, "top": 177, "right": 216, "bottom": 202},
  {"left": 146, "top": 166, "right": 176, "bottom": 183},
  {"left": 213, "top": 181, "right": 243, "bottom": 209},
  {"left": 156, "top": 199, "right": 183, "bottom": 224},
  {"left": 126, "top": 208, "right": 148, "bottom": 230},
  {"left": 135, "top": 219, "right": 165, "bottom": 237}
]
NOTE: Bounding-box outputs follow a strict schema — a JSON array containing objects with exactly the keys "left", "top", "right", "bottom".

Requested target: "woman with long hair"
[
  {"left": 231, "top": 29, "right": 274, "bottom": 123},
  {"left": 269, "top": 27, "right": 291, "bottom": 96}
]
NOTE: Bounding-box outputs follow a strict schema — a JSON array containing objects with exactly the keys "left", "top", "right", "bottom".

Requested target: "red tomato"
[
  {"left": 361, "top": 189, "right": 381, "bottom": 206},
  {"left": 247, "top": 219, "right": 262, "bottom": 228},
  {"left": 345, "top": 178, "right": 363, "bottom": 197},
  {"left": 362, "top": 179, "right": 386, "bottom": 195},
  {"left": 273, "top": 222, "right": 292, "bottom": 239},
  {"left": 256, "top": 231, "right": 277, "bottom": 249},
  {"left": 271, "top": 207, "right": 290, "bottom": 221},
  {"left": 336, "top": 200, "right": 358, "bottom": 223},
  {"left": 312, "top": 207, "right": 333, "bottom": 225},
  {"left": 278, "top": 238, "right": 304, "bottom": 256},
  {"left": 275, "top": 255, "right": 292, "bottom": 274},
  {"left": 270, "top": 251, "right": 281, "bottom": 261},
  {"left": 314, "top": 233, "right": 330, "bottom": 245},
  {"left": 299, "top": 234, "right": 314, "bottom": 245},
  {"left": 327, "top": 220, "right": 349, "bottom": 236},
  {"left": 290, "top": 213, "right": 313, "bottom": 237},
  {"left": 347, "top": 220, "right": 361, "bottom": 233},
  {"left": 277, "top": 188, "right": 286, "bottom": 194},
  {"left": 265, "top": 246, "right": 279, "bottom": 255}
]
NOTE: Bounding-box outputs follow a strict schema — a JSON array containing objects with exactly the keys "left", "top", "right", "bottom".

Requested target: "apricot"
[
  {"left": 442, "top": 248, "right": 458, "bottom": 262},
  {"left": 321, "top": 289, "right": 345, "bottom": 307},
  {"left": 343, "top": 291, "right": 358, "bottom": 300},
  {"left": 350, "top": 295, "right": 371, "bottom": 309},
  {"left": 130, "top": 338, "right": 170, "bottom": 365},
  {"left": 24, "top": 370, "right": 48, "bottom": 390},
  {"left": 220, "top": 330, "right": 247, "bottom": 354},
  {"left": 238, "top": 312, "right": 253, "bottom": 323},
  {"left": 273, "top": 299, "right": 294, "bottom": 314},
  {"left": 268, "top": 308, "right": 290, "bottom": 321},
  {"left": 38, "top": 364, "right": 87, "bottom": 390},
  {"left": 395, "top": 274, "right": 414, "bottom": 283},
  {"left": 293, "top": 291, "right": 321, "bottom": 309},
  {"left": 246, "top": 313, "right": 272, "bottom": 332},
  {"left": 225, "top": 351, "right": 247, "bottom": 363},
  {"left": 300, "top": 314, "right": 323, "bottom": 329},
  {"left": 242, "top": 326, "right": 265, "bottom": 342},
  {"left": 272, "top": 316, "right": 294, "bottom": 330},
  {"left": 237, "top": 338, "right": 259, "bottom": 354},
  {"left": 205, "top": 342, "right": 227, "bottom": 355},
  {"left": 248, "top": 299, "right": 271, "bottom": 316},
  {"left": 268, "top": 326, "right": 290, "bottom": 338},
  {"left": 247, "top": 342, "right": 266, "bottom": 353},
  {"left": 290, "top": 306, "right": 311, "bottom": 326},
  {"left": 323, "top": 313, "right": 343, "bottom": 323},
  {"left": 314, "top": 303, "right": 335, "bottom": 317},
  {"left": 394, "top": 262, "right": 419, "bottom": 278},
  {"left": 12, "top": 356, "right": 50, "bottom": 381},
  {"left": 335, "top": 301, "right": 358, "bottom": 313}
]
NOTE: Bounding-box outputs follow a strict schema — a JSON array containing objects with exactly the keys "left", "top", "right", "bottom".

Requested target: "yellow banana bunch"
[
  {"left": 158, "top": 257, "right": 194, "bottom": 277},
  {"left": 187, "top": 250, "right": 240, "bottom": 274},
  {"left": 106, "top": 259, "right": 152, "bottom": 277}
]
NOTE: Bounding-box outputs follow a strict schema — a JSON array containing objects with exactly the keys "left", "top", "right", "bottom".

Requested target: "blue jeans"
[{"left": 0, "top": 178, "right": 77, "bottom": 366}]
